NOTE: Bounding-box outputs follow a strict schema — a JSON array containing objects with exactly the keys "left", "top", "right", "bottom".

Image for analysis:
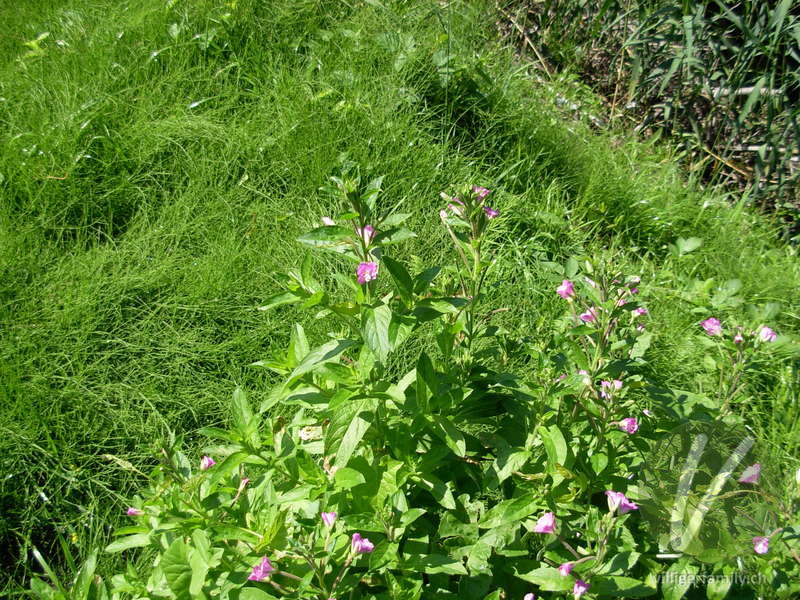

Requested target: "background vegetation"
[{"left": 0, "top": 0, "right": 797, "bottom": 595}]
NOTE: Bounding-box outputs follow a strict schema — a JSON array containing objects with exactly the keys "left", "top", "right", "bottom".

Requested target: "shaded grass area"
[{"left": 0, "top": 0, "right": 798, "bottom": 592}]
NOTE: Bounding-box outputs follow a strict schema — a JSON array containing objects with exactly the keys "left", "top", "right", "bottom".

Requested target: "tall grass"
[
  {"left": 505, "top": 0, "right": 800, "bottom": 233},
  {"left": 1, "top": 0, "right": 798, "bottom": 594}
]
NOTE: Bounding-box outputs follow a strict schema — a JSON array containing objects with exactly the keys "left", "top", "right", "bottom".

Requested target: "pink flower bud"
[
  {"left": 753, "top": 536, "right": 769, "bottom": 555},
  {"left": 532, "top": 512, "right": 556, "bottom": 534},
  {"left": 556, "top": 279, "right": 575, "bottom": 299},
  {"left": 738, "top": 463, "right": 761, "bottom": 484},
  {"left": 321, "top": 512, "right": 337, "bottom": 527},
  {"left": 758, "top": 326, "right": 777, "bottom": 342},
  {"left": 618, "top": 417, "right": 639, "bottom": 434},
  {"left": 248, "top": 556, "right": 275, "bottom": 581},
  {"left": 357, "top": 261, "right": 379, "bottom": 284},
  {"left": 472, "top": 185, "right": 491, "bottom": 199},
  {"left": 523, "top": 594, "right": 536, "bottom": 600},
  {"left": 573, "top": 580, "right": 590, "bottom": 599},
  {"left": 605, "top": 490, "right": 638, "bottom": 514},
  {"left": 483, "top": 206, "right": 499, "bottom": 219},
  {"left": 633, "top": 307, "right": 648, "bottom": 316},
  {"left": 200, "top": 456, "right": 216, "bottom": 470},
  {"left": 558, "top": 562, "right": 574, "bottom": 576},
  {"left": 701, "top": 317, "right": 723, "bottom": 336},
  {"left": 351, "top": 532, "right": 374, "bottom": 554},
  {"left": 357, "top": 225, "right": 375, "bottom": 245},
  {"left": 321, "top": 216, "right": 336, "bottom": 226},
  {"left": 126, "top": 507, "right": 144, "bottom": 516},
  {"left": 579, "top": 307, "right": 599, "bottom": 323}
]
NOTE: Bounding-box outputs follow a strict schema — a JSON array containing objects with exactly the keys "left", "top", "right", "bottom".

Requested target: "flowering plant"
[{"left": 70, "top": 175, "right": 799, "bottom": 600}]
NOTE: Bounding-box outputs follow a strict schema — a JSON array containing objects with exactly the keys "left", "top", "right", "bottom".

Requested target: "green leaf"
[
  {"left": 161, "top": 539, "right": 192, "bottom": 600},
  {"left": 399, "top": 554, "right": 467, "bottom": 575},
  {"left": 105, "top": 533, "right": 150, "bottom": 553},
  {"left": 327, "top": 397, "right": 376, "bottom": 469},
  {"left": 479, "top": 495, "right": 538, "bottom": 529},
  {"left": 374, "top": 227, "right": 416, "bottom": 246},
  {"left": 362, "top": 304, "right": 393, "bottom": 362},
  {"left": 675, "top": 237, "right": 702, "bottom": 257},
  {"left": 287, "top": 339, "right": 357, "bottom": 383},
  {"left": 662, "top": 560, "right": 699, "bottom": 600},
  {"left": 257, "top": 291, "right": 302, "bottom": 311},
  {"left": 591, "top": 576, "right": 656, "bottom": 597},
  {"left": 297, "top": 226, "right": 353, "bottom": 249},
  {"left": 539, "top": 424, "right": 570, "bottom": 472},
  {"left": 631, "top": 332, "right": 652, "bottom": 359},
  {"left": 513, "top": 566, "right": 573, "bottom": 591},
  {"left": 383, "top": 256, "right": 414, "bottom": 304},
  {"left": 334, "top": 467, "right": 366, "bottom": 489},
  {"left": 413, "top": 472, "right": 456, "bottom": 509},
  {"left": 429, "top": 415, "right": 466, "bottom": 457}
]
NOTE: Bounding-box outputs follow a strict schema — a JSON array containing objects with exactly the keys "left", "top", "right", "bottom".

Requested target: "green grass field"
[{"left": 1, "top": 0, "right": 798, "bottom": 595}]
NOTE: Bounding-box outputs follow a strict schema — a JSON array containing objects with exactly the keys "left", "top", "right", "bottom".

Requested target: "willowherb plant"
[{"left": 33, "top": 173, "right": 799, "bottom": 600}]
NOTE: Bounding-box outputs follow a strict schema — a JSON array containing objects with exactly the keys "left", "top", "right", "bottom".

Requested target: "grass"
[{"left": 0, "top": 0, "right": 798, "bottom": 594}]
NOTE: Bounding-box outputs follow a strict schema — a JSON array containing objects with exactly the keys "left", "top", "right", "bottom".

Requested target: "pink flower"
[
  {"left": 579, "top": 307, "right": 599, "bottom": 323},
  {"left": 753, "top": 536, "right": 769, "bottom": 555},
  {"left": 357, "top": 225, "right": 375, "bottom": 245},
  {"left": 643, "top": 408, "right": 653, "bottom": 417},
  {"left": 439, "top": 208, "right": 449, "bottom": 220},
  {"left": 556, "top": 279, "right": 575, "bottom": 299},
  {"left": 636, "top": 323, "right": 646, "bottom": 332},
  {"left": 578, "top": 369, "right": 591, "bottom": 385},
  {"left": 321, "top": 216, "right": 336, "bottom": 226},
  {"left": 573, "top": 580, "right": 590, "bottom": 599},
  {"left": 618, "top": 417, "right": 639, "bottom": 434},
  {"left": 554, "top": 373, "right": 567, "bottom": 383},
  {"left": 472, "top": 185, "right": 491, "bottom": 199},
  {"left": 630, "top": 287, "right": 639, "bottom": 295},
  {"left": 126, "top": 507, "right": 144, "bottom": 516},
  {"left": 351, "top": 533, "right": 374, "bottom": 554},
  {"left": 605, "top": 490, "right": 638, "bottom": 514},
  {"left": 447, "top": 197, "right": 465, "bottom": 217},
  {"left": 615, "top": 296, "right": 627, "bottom": 308},
  {"left": 559, "top": 562, "right": 574, "bottom": 576},
  {"left": 248, "top": 556, "right": 275, "bottom": 581},
  {"left": 599, "top": 379, "right": 622, "bottom": 399},
  {"left": 200, "top": 456, "right": 216, "bottom": 470},
  {"left": 533, "top": 512, "right": 556, "bottom": 534},
  {"left": 523, "top": 594, "right": 536, "bottom": 600},
  {"left": 758, "top": 326, "right": 777, "bottom": 342},
  {"left": 483, "top": 206, "right": 500, "bottom": 219},
  {"left": 738, "top": 463, "right": 761, "bottom": 484},
  {"left": 734, "top": 333, "right": 744, "bottom": 344},
  {"left": 321, "top": 512, "right": 337, "bottom": 527},
  {"left": 701, "top": 317, "right": 723, "bottom": 336},
  {"left": 357, "top": 261, "right": 379, "bottom": 284},
  {"left": 584, "top": 276, "right": 597, "bottom": 288},
  {"left": 633, "top": 307, "right": 648, "bottom": 316}
]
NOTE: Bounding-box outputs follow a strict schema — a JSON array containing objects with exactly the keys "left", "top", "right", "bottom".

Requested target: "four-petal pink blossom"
[
  {"left": 533, "top": 512, "right": 556, "bottom": 534},
  {"left": 200, "top": 456, "right": 216, "bottom": 470},
  {"left": 321, "top": 512, "right": 337, "bottom": 527},
  {"left": 357, "top": 225, "right": 376, "bottom": 245},
  {"left": 558, "top": 562, "right": 575, "bottom": 576},
  {"left": 483, "top": 206, "right": 500, "bottom": 219},
  {"left": 738, "top": 463, "right": 761, "bottom": 484},
  {"left": 357, "top": 261, "right": 379, "bottom": 284},
  {"left": 579, "top": 307, "right": 599, "bottom": 323},
  {"left": 351, "top": 533, "right": 375, "bottom": 554},
  {"left": 758, "top": 326, "right": 777, "bottom": 342},
  {"left": 605, "top": 490, "right": 639, "bottom": 514},
  {"left": 472, "top": 185, "right": 491, "bottom": 200},
  {"left": 126, "top": 507, "right": 144, "bottom": 516},
  {"left": 701, "top": 317, "right": 723, "bottom": 336},
  {"left": 573, "top": 579, "right": 590, "bottom": 599},
  {"left": 248, "top": 556, "right": 275, "bottom": 581},
  {"left": 557, "top": 279, "right": 575, "bottom": 299},
  {"left": 753, "top": 536, "right": 770, "bottom": 555},
  {"left": 618, "top": 417, "right": 639, "bottom": 434}
]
